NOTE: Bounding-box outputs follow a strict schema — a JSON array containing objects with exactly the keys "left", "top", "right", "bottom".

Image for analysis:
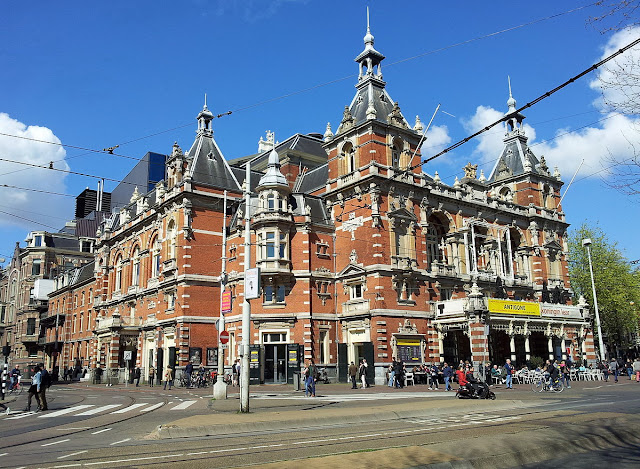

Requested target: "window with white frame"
[
  {"left": 263, "top": 282, "right": 286, "bottom": 304},
  {"left": 349, "top": 283, "right": 363, "bottom": 300},
  {"left": 115, "top": 255, "right": 123, "bottom": 292},
  {"left": 166, "top": 291, "right": 175, "bottom": 310},
  {"left": 31, "top": 259, "right": 42, "bottom": 276},
  {"left": 319, "top": 329, "right": 329, "bottom": 364},
  {"left": 131, "top": 246, "right": 141, "bottom": 286},
  {"left": 151, "top": 238, "right": 161, "bottom": 277},
  {"left": 167, "top": 220, "right": 177, "bottom": 259}
]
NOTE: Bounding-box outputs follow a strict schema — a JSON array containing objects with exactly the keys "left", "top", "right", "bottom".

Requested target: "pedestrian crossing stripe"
[{"left": 3, "top": 401, "right": 197, "bottom": 420}]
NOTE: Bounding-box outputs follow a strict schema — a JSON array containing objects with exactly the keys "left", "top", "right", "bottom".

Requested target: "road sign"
[
  {"left": 123, "top": 350, "right": 132, "bottom": 361},
  {"left": 221, "top": 343, "right": 228, "bottom": 350},
  {"left": 219, "top": 330, "right": 230, "bottom": 344},
  {"left": 221, "top": 291, "right": 232, "bottom": 314},
  {"left": 245, "top": 268, "right": 260, "bottom": 299}
]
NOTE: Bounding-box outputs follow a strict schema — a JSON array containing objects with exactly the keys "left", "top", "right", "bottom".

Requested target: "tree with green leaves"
[{"left": 568, "top": 223, "right": 640, "bottom": 356}]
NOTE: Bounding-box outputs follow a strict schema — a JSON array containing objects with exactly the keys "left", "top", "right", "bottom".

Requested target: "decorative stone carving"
[
  {"left": 349, "top": 249, "right": 358, "bottom": 264},
  {"left": 463, "top": 162, "right": 478, "bottom": 179}
]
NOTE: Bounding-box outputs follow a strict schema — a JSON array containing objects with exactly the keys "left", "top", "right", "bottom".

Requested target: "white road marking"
[
  {"left": 91, "top": 428, "right": 112, "bottom": 435},
  {"left": 42, "top": 439, "right": 71, "bottom": 447},
  {"left": 75, "top": 405, "right": 121, "bottom": 416},
  {"left": 6, "top": 411, "right": 36, "bottom": 420},
  {"left": 0, "top": 453, "right": 8, "bottom": 457},
  {"left": 140, "top": 402, "right": 163, "bottom": 412},
  {"left": 58, "top": 451, "right": 88, "bottom": 459},
  {"left": 110, "top": 403, "right": 147, "bottom": 414},
  {"left": 170, "top": 400, "right": 196, "bottom": 410},
  {"left": 82, "top": 454, "right": 184, "bottom": 466},
  {"left": 39, "top": 405, "right": 94, "bottom": 418},
  {"left": 109, "top": 438, "right": 131, "bottom": 446},
  {"left": 57, "top": 427, "right": 91, "bottom": 431}
]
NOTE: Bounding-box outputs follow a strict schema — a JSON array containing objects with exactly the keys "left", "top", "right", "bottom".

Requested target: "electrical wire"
[{"left": 409, "top": 35, "right": 640, "bottom": 172}]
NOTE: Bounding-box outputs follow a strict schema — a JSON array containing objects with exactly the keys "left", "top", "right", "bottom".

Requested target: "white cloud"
[
  {"left": 589, "top": 26, "right": 640, "bottom": 114},
  {"left": 0, "top": 113, "right": 71, "bottom": 230},
  {"left": 534, "top": 113, "right": 640, "bottom": 179},
  {"left": 420, "top": 124, "right": 452, "bottom": 157}
]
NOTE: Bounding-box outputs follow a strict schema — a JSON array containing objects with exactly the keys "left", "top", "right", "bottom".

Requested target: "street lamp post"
[{"left": 582, "top": 238, "right": 606, "bottom": 362}]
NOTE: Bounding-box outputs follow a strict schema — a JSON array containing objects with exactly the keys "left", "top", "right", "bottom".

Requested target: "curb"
[{"left": 151, "top": 399, "right": 534, "bottom": 439}]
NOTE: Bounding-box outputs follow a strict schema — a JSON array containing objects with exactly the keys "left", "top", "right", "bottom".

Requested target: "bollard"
[{"left": 1, "top": 363, "right": 7, "bottom": 401}]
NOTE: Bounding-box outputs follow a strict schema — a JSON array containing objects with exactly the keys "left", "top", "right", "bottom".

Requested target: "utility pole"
[
  {"left": 583, "top": 239, "right": 606, "bottom": 362},
  {"left": 213, "top": 190, "right": 228, "bottom": 400},
  {"left": 240, "top": 163, "right": 251, "bottom": 413}
]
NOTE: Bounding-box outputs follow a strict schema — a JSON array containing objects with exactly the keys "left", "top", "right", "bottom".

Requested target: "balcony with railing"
[
  {"left": 341, "top": 298, "right": 370, "bottom": 315},
  {"left": 430, "top": 262, "right": 457, "bottom": 277}
]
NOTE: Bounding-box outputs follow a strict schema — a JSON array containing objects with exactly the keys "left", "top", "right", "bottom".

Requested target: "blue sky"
[{"left": 1, "top": 0, "right": 639, "bottom": 265}]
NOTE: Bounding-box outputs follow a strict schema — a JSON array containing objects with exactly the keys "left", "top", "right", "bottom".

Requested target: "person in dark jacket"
[
  {"left": 442, "top": 363, "right": 453, "bottom": 391},
  {"left": 348, "top": 362, "right": 358, "bottom": 389},
  {"left": 39, "top": 364, "right": 50, "bottom": 411},
  {"left": 134, "top": 367, "right": 141, "bottom": 387},
  {"left": 393, "top": 359, "right": 404, "bottom": 388}
]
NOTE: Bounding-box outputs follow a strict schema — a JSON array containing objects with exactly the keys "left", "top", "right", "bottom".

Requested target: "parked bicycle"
[{"left": 531, "top": 375, "right": 564, "bottom": 393}]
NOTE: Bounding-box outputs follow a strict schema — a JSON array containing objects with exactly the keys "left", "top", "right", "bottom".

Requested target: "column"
[
  {"left": 561, "top": 337, "right": 566, "bottom": 360},
  {"left": 547, "top": 336, "right": 554, "bottom": 360},
  {"left": 463, "top": 232, "right": 470, "bottom": 275},
  {"left": 509, "top": 335, "right": 516, "bottom": 362},
  {"left": 468, "top": 321, "right": 489, "bottom": 365},
  {"left": 438, "top": 330, "right": 444, "bottom": 361},
  {"left": 524, "top": 334, "right": 531, "bottom": 362}
]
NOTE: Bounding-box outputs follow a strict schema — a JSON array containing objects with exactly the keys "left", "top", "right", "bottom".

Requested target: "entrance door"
[{"left": 264, "top": 344, "right": 287, "bottom": 383}]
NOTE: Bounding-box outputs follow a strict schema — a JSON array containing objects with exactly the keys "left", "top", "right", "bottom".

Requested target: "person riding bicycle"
[
  {"left": 544, "top": 359, "right": 560, "bottom": 387},
  {"left": 9, "top": 365, "right": 21, "bottom": 390}
]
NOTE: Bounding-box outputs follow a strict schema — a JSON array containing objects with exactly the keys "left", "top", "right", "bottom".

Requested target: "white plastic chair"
[{"left": 405, "top": 372, "right": 414, "bottom": 386}]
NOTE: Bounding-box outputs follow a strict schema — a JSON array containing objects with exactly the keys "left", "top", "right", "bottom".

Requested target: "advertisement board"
[{"left": 487, "top": 299, "right": 541, "bottom": 316}]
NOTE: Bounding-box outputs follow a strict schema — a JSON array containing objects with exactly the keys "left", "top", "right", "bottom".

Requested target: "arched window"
[
  {"left": 131, "top": 246, "right": 140, "bottom": 286},
  {"left": 115, "top": 255, "right": 123, "bottom": 292},
  {"left": 426, "top": 215, "right": 449, "bottom": 270},
  {"left": 542, "top": 184, "right": 554, "bottom": 209},
  {"left": 341, "top": 142, "right": 356, "bottom": 175},
  {"left": 391, "top": 140, "right": 402, "bottom": 168},
  {"left": 151, "top": 237, "right": 161, "bottom": 278},
  {"left": 499, "top": 187, "right": 512, "bottom": 202}
]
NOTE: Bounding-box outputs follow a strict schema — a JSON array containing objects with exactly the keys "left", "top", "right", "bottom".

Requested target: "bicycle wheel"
[
  {"left": 531, "top": 379, "right": 543, "bottom": 393},
  {"left": 551, "top": 380, "right": 564, "bottom": 393}
]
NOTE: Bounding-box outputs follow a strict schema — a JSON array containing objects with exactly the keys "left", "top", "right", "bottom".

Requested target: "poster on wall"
[
  {"left": 207, "top": 347, "right": 218, "bottom": 367},
  {"left": 189, "top": 347, "right": 202, "bottom": 365}
]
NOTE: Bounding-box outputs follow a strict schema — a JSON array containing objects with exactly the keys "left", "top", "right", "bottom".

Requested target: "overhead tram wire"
[
  {"left": 0, "top": 209, "right": 61, "bottom": 230},
  {"left": 408, "top": 35, "right": 640, "bottom": 173}
]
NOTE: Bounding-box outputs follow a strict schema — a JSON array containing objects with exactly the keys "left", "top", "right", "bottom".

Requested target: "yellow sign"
[
  {"left": 488, "top": 299, "right": 541, "bottom": 316},
  {"left": 397, "top": 340, "right": 421, "bottom": 346}
]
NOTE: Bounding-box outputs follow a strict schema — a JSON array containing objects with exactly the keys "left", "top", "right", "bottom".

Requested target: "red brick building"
[{"left": 43, "top": 21, "right": 596, "bottom": 385}]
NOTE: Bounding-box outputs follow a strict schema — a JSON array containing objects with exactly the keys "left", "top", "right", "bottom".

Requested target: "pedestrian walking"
[
  {"left": 348, "top": 361, "right": 358, "bottom": 389},
  {"left": 609, "top": 358, "right": 619, "bottom": 383},
  {"left": 387, "top": 360, "right": 396, "bottom": 388},
  {"left": 232, "top": 360, "right": 239, "bottom": 387},
  {"left": 163, "top": 366, "right": 173, "bottom": 390},
  {"left": 428, "top": 363, "right": 440, "bottom": 390},
  {"left": 134, "top": 366, "right": 141, "bottom": 387},
  {"left": 359, "top": 359, "right": 369, "bottom": 389},
  {"left": 95, "top": 365, "right": 103, "bottom": 384},
  {"left": 25, "top": 365, "right": 42, "bottom": 412},
  {"left": 38, "top": 364, "right": 50, "bottom": 411},
  {"left": 148, "top": 366, "right": 155, "bottom": 387},
  {"left": 394, "top": 359, "right": 404, "bottom": 389},
  {"left": 306, "top": 359, "right": 317, "bottom": 397},
  {"left": 442, "top": 362, "right": 453, "bottom": 391},
  {"left": 184, "top": 361, "right": 194, "bottom": 388},
  {"left": 633, "top": 357, "right": 640, "bottom": 382},
  {"left": 504, "top": 359, "right": 514, "bottom": 389}
]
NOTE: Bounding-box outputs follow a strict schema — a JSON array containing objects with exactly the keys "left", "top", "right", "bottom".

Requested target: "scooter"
[{"left": 455, "top": 380, "right": 496, "bottom": 400}]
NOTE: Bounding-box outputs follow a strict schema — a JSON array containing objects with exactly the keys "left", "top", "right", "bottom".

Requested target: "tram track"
[{"left": 0, "top": 392, "right": 169, "bottom": 451}]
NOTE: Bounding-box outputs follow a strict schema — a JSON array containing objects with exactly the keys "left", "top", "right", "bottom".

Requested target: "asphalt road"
[{"left": 1, "top": 379, "right": 639, "bottom": 468}]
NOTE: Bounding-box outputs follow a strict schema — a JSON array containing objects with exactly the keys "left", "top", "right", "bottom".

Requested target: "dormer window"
[{"left": 34, "top": 235, "right": 43, "bottom": 247}]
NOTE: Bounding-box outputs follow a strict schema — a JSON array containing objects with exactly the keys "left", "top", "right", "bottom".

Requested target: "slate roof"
[
  {"left": 296, "top": 163, "right": 328, "bottom": 194},
  {"left": 229, "top": 133, "right": 327, "bottom": 170},
  {"left": 186, "top": 130, "right": 241, "bottom": 192},
  {"left": 487, "top": 134, "right": 540, "bottom": 183}
]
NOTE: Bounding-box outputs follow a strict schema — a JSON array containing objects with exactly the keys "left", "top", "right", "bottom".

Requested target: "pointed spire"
[
  {"left": 433, "top": 171, "right": 441, "bottom": 183},
  {"left": 479, "top": 169, "right": 486, "bottom": 182},
  {"left": 257, "top": 133, "right": 289, "bottom": 190},
  {"left": 453, "top": 176, "right": 460, "bottom": 188},
  {"left": 323, "top": 122, "right": 334, "bottom": 142},
  {"left": 130, "top": 186, "right": 140, "bottom": 203},
  {"left": 507, "top": 76, "right": 516, "bottom": 112},
  {"left": 364, "top": 6, "right": 374, "bottom": 48},
  {"left": 197, "top": 95, "right": 214, "bottom": 136},
  {"left": 414, "top": 115, "right": 424, "bottom": 133}
]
